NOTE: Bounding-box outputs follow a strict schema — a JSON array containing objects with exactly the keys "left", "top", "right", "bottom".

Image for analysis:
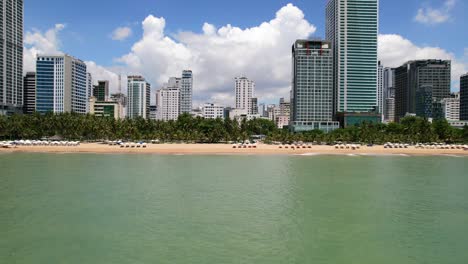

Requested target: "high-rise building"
[
  {"left": 235, "top": 77, "right": 255, "bottom": 114},
  {"left": 385, "top": 97, "right": 395, "bottom": 123},
  {"left": 36, "top": 55, "right": 88, "bottom": 114},
  {"left": 110, "top": 93, "right": 127, "bottom": 118},
  {"left": 93, "top": 80, "right": 109, "bottom": 101},
  {"left": 326, "top": 0, "right": 379, "bottom": 115},
  {"left": 127, "top": 75, "right": 150, "bottom": 119},
  {"left": 377, "top": 61, "right": 384, "bottom": 119},
  {"left": 441, "top": 94, "right": 460, "bottom": 121},
  {"left": 149, "top": 105, "right": 157, "bottom": 120},
  {"left": 250, "top": 98, "right": 258, "bottom": 115},
  {"left": 23, "top": 72, "right": 36, "bottom": 114},
  {"left": 461, "top": 74, "right": 468, "bottom": 121},
  {"left": 180, "top": 70, "right": 193, "bottom": 114},
  {"left": 156, "top": 87, "right": 180, "bottom": 121},
  {"left": 202, "top": 103, "right": 225, "bottom": 119},
  {"left": 395, "top": 60, "right": 451, "bottom": 121},
  {"left": 290, "top": 40, "right": 339, "bottom": 132},
  {"left": 86, "top": 72, "right": 92, "bottom": 108},
  {"left": 0, "top": 0, "right": 23, "bottom": 115},
  {"left": 258, "top": 103, "right": 266, "bottom": 117},
  {"left": 383, "top": 67, "right": 395, "bottom": 122}
]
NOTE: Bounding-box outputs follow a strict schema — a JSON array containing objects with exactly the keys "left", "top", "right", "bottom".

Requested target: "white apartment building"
[
  {"left": 127, "top": 76, "right": 151, "bottom": 119},
  {"left": 156, "top": 88, "right": 180, "bottom": 121},
  {"left": 235, "top": 77, "right": 255, "bottom": 114},
  {"left": 441, "top": 95, "right": 460, "bottom": 121},
  {"left": 203, "top": 103, "right": 224, "bottom": 119},
  {"left": 276, "top": 115, "right": 290, "bottom": 129}
]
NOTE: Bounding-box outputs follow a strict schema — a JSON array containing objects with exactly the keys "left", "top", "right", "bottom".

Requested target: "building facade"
[
  {"left": 180, "top": 70, "right": 193, "bottom": 114},
  {"left": 127, "top": 75, "right": 150, "bottom": 119},
  {"left": 326, "top": 0, "right": 379, "bottom": 114},
  {"left": 290, "top": 40, "right": 339, "bottom": 132},
  {"left": 110, "top": 93, "right": 127, "bottom": 118},
  {"left": 441, "top": 94, "right": 460, "bottom": 121},
  {"left": 395, "top": 60, "right": 451, "bottom": 121},
  {"left": 89, "top": 96, "right": 123, "bottom": 119},
  {"left": 156, "top": 88, "right": 180, "bottom": 121},
  {"left": 0, "top": 0, "right": 23, "bottom": 115},
  {"left": 377, "top": 61, "right": 384, "bottom": 119},
  {"left": 461, "top": 74, "right": 468, "bottom": 121},
  {"left": 23, "top": 72, "right": 36, "bottom": 114},
  {"left": 235, "top": 77, "right": 255, "bottom": 115},
  {"left": 36, "top": 55, "right": 88, "bottom": 114},
  {"left": 93, "top": 80, "right": 109, "bottom": 101},
  {"left": 202, "top": 103, "right": 224, "bottom": 119},
  {"left": 383, "top": 67, "right": 395, "bottom": 122},
  {"left": 385, "top": 97, "right": 395, "bottom": 123}
]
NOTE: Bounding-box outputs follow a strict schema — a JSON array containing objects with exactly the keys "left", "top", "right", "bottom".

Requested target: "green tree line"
[{"left": 0, "top": 113, "right": 467, "bottom": 144}]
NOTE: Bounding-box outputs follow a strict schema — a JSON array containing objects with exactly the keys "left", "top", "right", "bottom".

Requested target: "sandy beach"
[{"left": 1, "top": 143, "right": 468, "bottom": 156}]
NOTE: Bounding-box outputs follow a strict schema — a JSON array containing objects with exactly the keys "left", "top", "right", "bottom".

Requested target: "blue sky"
[{"left": 24, "top": 0, "right": 468, "bottom": 104}]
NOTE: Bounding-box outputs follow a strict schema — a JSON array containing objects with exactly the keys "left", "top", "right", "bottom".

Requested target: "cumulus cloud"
[
  {"left": 23, "top": 24, "right": 122, "bottom": 92},
  {"left": 414, "top": 0, "right": 456, "bottom": 25},
  {"left": 117, "top": 3, "right": 316, "bottom": 106},
  {"left": 111, "top": 26, "right": 132, "bottom": 41},
  {"left": 24, "top": 23, "right": 65, "bottom": 72},
  {"left": 378, "top": 33, "right": 467, "bottom": 90}
]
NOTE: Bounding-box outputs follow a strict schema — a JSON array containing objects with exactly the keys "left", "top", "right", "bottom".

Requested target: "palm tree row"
[{"left": 1, "top": 113, "right": 467, "bottom": 144}]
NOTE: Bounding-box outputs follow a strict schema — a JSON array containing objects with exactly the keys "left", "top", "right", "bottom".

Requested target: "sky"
[{"left": 24, "top": 0, "right": 468, "bottom": 106}]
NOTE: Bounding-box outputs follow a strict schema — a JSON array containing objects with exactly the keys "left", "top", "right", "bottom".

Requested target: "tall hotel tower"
[
  {"left": 235, "top": 77, "right": 255, "bottom": 115},
  {"left": 0, "top": 0, "right": 23, "bottom": 115},
  {"left": 36, "top": 55, "right": 88, "bottom": 114},
  {"left": 291, "top": 40, "right": 339, "bottom": 132},
  {"left": 127, "top": 75, "right": 151, "bottom": 119},
  {"left": 326, "top": 0, "right": 379, "bottom": 118}
]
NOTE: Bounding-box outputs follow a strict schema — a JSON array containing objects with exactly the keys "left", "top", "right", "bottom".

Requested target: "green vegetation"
[{"left": 0, "top": 113, "right": 467, "bottom": 144}]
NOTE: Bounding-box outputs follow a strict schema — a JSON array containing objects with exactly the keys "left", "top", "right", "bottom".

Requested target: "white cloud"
[
  {"left": 111, "top": 26, "right": 132, "bottom": 41},
  {"left": 378, "top": 33, "right": 467, "bottom": 91},
  {"left": 23, "top": 24, "right": 122, "bottom": 93},
  {"left": 117, "top": 3, "right": 316, "bottom": 106},
  {"left": 24, "top": 23, "right": 65, "bottom": 72},
  {"left": 414, "top": 0, "right": 456, "bottom": 25}
]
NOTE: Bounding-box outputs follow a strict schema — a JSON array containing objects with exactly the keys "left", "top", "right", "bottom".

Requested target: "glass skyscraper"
[
  {"left": 36, "top": 55, "right": 88, "bottom": 114},
  {"left": 127, "top": 75, "right": 151, "bottom": 119},
  {"left": 326, "top": 0, "right": 379, "bottom": 114},
  {"left": 0, "top": 0, "right": 23, "bottom": 115}
]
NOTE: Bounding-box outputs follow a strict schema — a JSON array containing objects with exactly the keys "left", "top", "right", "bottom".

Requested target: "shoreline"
[{"left": 1, "top": 143, "right": 468, "bottom": 156}]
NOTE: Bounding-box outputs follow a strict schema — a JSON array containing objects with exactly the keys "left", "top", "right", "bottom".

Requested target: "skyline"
[{"left": 24, "top": 0, "right": 468, "bottom": 106}]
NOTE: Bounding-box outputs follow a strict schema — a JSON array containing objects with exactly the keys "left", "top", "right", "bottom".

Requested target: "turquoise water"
[{"left": 1, "top": 153, "right": 468, "bottom": 263}]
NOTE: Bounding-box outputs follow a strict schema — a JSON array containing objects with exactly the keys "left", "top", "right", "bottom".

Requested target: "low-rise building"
[
  {"left": 89, "top": 97, "right": 123, "bottom": 119},
  {"left": 441, "top": 94, "right": 460, "bottom": 121},
  {"left": 203, "top": 104, "right": 225, "bottom": 119}
]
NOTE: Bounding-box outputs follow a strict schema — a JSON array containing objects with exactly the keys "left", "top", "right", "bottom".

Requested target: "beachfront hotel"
[
  {"left": 156, "top": 84, "right": 180, "bottom": 121},
  {"left": 235, "top": 76, "right": 255, "bottom": 115},
  {"left": 394, "top": 60, "right": 451, "bottom": 121},
  {"left": 290, "top": 40, "right": 339, "bottom": 132},
  {"left": 89, "top": 96, "right": 123, "bottom": 119},
  {"left": 36, "top": 55, "right": 88, "bottom": 114},
  {"left": 0, "top": 0, "right": 23, "bottom": 115},
  {"left": 326, "top": 0, "right": 380, "bottom": 124},
  {"left": 127, "top": 75, "right": 151, "bottom": 119}
]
